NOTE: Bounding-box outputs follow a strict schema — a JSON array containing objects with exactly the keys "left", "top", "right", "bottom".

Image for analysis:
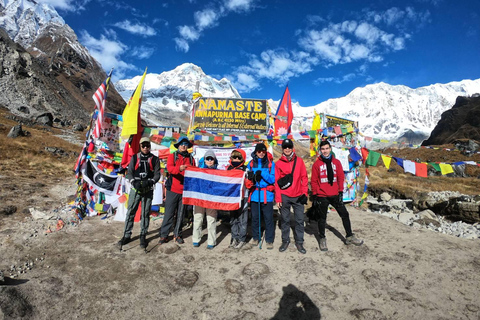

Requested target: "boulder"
[
  {"left": 35, "top": 113, "right": 53, "bottom": 126},
  {"left": 72, "top": 123, "right": 84, "bottom": 131},
  {"left": 398, "top": 212, "right": 416, "bottom": 225},
  {"left": 417, "top": 209, "right": 437, "bottom": 221},
  {"left": 380, "top": 192, "right": 392, "bottom": 202},
  {"left": 7, "top": 124, "right": 25, "bottom": 138}
]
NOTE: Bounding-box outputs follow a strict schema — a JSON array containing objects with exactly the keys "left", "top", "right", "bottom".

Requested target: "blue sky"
[{"left": 40, "top": 0, "right": 480, "bottom": 106}]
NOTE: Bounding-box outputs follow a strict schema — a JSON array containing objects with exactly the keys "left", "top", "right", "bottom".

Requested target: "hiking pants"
[
  {"left": 123, "top": 189, "right": 153, "bottom": 238},
  {"left": 192, "top": 206, "right": 217, "bottom": 246},
  {"left": 160, "top": 190, "right": 185, "bottom": 238},
  {"left": 229, "top": 198, "right": 249, "bottom": 243},
  {"left": 251, "top": 201, "right": 275, "bottom": 243},
  {"left": 279, "top": 194, "right": 305, "bottom": 244},
  {"left": 316, "top": 195, "right": 353, "bottom": 239}
]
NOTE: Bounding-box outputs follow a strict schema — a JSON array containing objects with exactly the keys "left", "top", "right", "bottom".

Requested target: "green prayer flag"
[{"left": 365, "top": 150, "right": 381, "bottom": 166}]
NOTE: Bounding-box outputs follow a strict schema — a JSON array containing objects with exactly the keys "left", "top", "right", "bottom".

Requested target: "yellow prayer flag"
[
  {"left": 361, "top": 192, "right": 368, "bottom": 200},
  {"left": 439, "top": 163, "right": 454, "bottom": 175},
  {"left": 381, "top": 154, "right": 392, "bottom": 169},
  {"left": 121, "top": 68, "right": 147, "bottom": 138},
  {"left": 311, "top": 110, "right": 321, "bottom": 131}
]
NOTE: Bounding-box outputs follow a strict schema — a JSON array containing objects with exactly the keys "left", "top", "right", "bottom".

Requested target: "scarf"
[
  {"left": 178, "top": 150, "right": 189, "bottom": 158},
  {"left": 321, "top": 154, "right": 334, "bottom": 186}
]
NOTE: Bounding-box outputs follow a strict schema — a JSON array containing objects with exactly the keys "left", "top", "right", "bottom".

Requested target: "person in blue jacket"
[{"left": 246, "top": 143, "right": 276, "bottom": 249}]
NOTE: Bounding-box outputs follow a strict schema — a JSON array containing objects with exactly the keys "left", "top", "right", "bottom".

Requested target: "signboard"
[
  {"left": 323, "top": 114, "right": 358, "bottom": 128},
  {"left": 193, "top": 145, "right": 255, "bottom": 170},
  {"left": 193, "top": 97, "right": 268, "bottom": 134}
]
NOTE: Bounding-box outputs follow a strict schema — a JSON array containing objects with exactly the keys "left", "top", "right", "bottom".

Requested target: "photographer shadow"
[{"left": 271, "top": 284, "right": 321, "bottom": 320}]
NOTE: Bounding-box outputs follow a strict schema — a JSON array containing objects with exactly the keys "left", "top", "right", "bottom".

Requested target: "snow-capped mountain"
[
  {"left": 0, "top": 0, "right": 126, "bottom": 120},
  {"left": 270, "top": 79, "right": 480, "bottom": 142},
  {"left": 117, "top": 63, "right": 480, "bottom": 142},
  {"left": 115, "top": 63, "right": 241, "bottom": 127},
  {"left": 0, "top": 0, "right": 64, "bottom": 48}
]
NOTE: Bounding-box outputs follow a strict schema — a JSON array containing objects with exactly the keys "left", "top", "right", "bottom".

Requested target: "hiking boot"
[
  {"left": 295, "top": 243, "right": 306, "bottom": 254},
  {"left": 279, "top": 242, "right": 289, "bottom": 252},
  {"left": 193, "top": 242, "right": 200, "bottom": 247},
  {"left": 229, "top": 239, "right": 239, "bottom": 248},
  {"left": 251, "top": 239, "right": 259, "bottom": 246},
  {"left": 319, "top": 238, "right": 328, "bottom": 251},
  {"left": 234, "top": 241, "right": 246, "bottom": 250},
  {"left": 207, "top": 245, "right": 215, "bottom": 250},
  {"left": 174, "top": 236, "right": 185, "bottom": 244},
  {"left": 266, "top": 242, "right": 274, "bottom": 250},
  {"left": 346, "top": 234, "right": 364, "bottom": 246},
  {"left": 139, "top": 235, "right": 147, "bottom": 249},
  {"left": 117, "top": 237, "right": 131, "bottom": 248},
  {"left": 158, "top": 237, "right": 167, "bottom": 245}
]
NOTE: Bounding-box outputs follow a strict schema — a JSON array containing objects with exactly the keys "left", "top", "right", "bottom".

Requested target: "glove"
[
  {"left": 247, "top": 171, "right": 255, "bottom": 182},
  {"left": 338, "top": 192, "right": 344, "bottom": 203},
  {"left": 132, "top": 180, "right": 142, "bottom": 190},
  {"left": 255, "top": 171, "right": 262, "bottom": 183},
  {"left": 298, "top": 194, "right": 308, "bottom": 205}
]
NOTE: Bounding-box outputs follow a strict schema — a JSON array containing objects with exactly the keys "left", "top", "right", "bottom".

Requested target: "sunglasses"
[
  {"left": 257, "top": 150, "right": 266, "bottom": 154},
  {"left": 283, "top": 146, "right": 292, "bottom": 149},
  {"left": 179, "top": 142, "right": 189, "bottom": 146},
  {"left": 231, "top": 156, "right": 243, "bottom": 160},
  {"left": 205, "top": 157, "right": 215, "bottom": 161},
  {"left": 141, "top": 144, "right": 151, "bottom": 148}
]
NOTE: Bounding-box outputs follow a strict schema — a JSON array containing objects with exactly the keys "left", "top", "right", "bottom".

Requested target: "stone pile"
[{"left": 366, "top": 192, "right": 480, "bottom": 239}]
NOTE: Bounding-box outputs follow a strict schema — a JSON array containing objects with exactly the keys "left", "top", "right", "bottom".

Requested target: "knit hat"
[
  {"left": 254, "top": 143, "right": 267, "bottom": 153},
  {"left": 204, "top": 150, "right": 217, "bottom": 160}
]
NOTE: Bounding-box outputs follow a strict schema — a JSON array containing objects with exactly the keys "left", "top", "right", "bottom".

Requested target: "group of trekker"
[{"left": 117, "top": 136, "right": 364, "bottom": 253}]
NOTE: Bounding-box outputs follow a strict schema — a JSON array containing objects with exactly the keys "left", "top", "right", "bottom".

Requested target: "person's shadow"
[{"left": 271, "top": 284, "right": 321, "bottom": 320}]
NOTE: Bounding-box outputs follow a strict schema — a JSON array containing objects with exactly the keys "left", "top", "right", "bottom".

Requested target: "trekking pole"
[{"left": 257, "top": 180, "right": 262, "bottom": 249}]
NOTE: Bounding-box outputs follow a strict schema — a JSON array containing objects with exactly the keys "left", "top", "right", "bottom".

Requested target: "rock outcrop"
[{"left": 422, "top": 95, "right": 480, "bottom": 145}]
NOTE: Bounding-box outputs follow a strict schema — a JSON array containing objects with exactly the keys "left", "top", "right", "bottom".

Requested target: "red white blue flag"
[
  {"left": 182, "top": 167, "right": 245, "bottom": 210},
  {"left": 92, "top": 69, "right": 113, "bottom": 139},
  {"left": 274, "top": 85, "right": 293, "bottom": 136}
]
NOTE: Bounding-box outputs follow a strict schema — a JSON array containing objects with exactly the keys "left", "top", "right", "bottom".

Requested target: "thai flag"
[{"left": 183, "top": 167, "right": 245, "bottom": 210}]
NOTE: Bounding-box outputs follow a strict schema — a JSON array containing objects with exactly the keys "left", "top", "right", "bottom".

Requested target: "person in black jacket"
[{"left": 117, "top": 137, "right": 160, "bottom": 249}]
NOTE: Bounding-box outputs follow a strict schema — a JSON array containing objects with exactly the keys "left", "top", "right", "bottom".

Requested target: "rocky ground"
[{"left": 1, "top": 175, "right": 480, "bottom": 320}]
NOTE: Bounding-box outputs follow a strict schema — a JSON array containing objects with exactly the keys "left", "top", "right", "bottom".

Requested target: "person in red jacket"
[
  {"left": 158, "top": 136, "right": 196, "bottom": 244},
  {"left": 275, "top": 139, "right": 309, "bottom": 254},
  {"left": 311, "top": 140, "right": 363, "bottom": 251}
]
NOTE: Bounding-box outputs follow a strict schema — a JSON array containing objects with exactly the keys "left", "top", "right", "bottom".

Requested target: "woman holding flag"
[{"left": 247, "top": 143, "right": 276, "bottom": 250}]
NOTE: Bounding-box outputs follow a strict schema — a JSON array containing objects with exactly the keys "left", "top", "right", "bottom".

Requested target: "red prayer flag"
[{"left": 415, "top": 162, "right": 428, "bottom": 178}]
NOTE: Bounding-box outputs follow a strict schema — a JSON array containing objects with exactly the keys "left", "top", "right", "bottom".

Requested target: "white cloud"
[
  {"left": 113, "top": 20, "right": 156, "bottom": 37},
  {"left": 130, "top": 46, "right": 155, "bottom": 59},
  {"left": 229, "top": 50, "right": 315, "bottom": 92},
  {"left": 174, "top": 38, "right": 190, "bottom": 53},
  {"left": 178, "top": 25, "right": 200, "bottom": 41},
  {"left": 79, "top": 30, "right": 136, "bottom": 79},
  {"left": 224, "top": 0, "right": 256, "bottom": 12},
  {"left": 37, "top": 0, "right": 84, "bottom": 11},
  {"left": 174, "top": 0, "right": 257, "bottom": 52},
  {"left": 194, "top": 9, "right": 221, "bottom": 30},
  {"left": 314, "top": 73, "right": 357, "bottom": 85}
]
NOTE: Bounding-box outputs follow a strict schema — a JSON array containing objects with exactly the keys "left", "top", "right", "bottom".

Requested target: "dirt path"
[{"left": 1, "top": 190, "right": 480, "bottom": 319}]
